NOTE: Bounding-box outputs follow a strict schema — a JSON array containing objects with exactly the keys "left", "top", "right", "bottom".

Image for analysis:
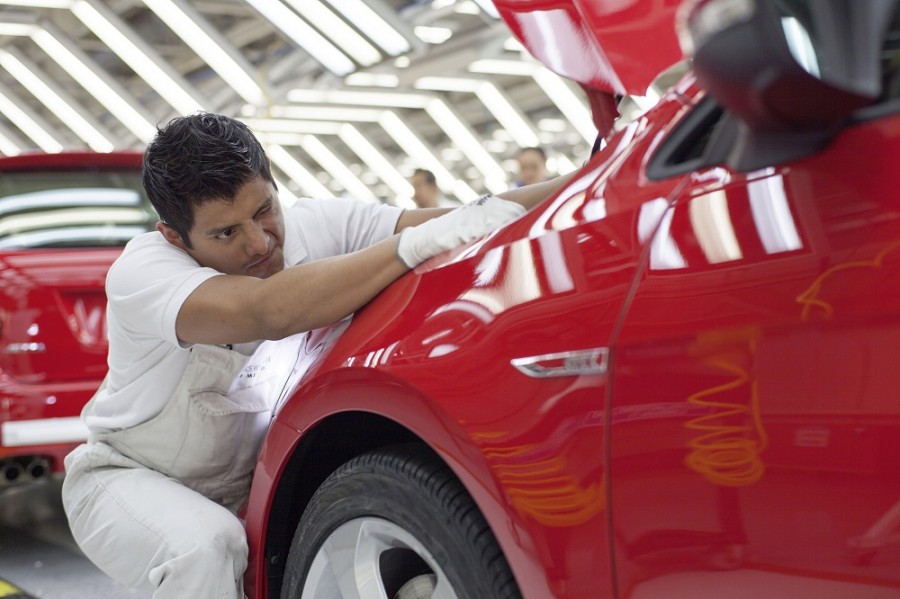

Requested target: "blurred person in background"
[
  {"left": 515, "top": 146, "right": 549, "bottom": 187},
  {"left": 411, "top": 168, "right": 456, "bottom": 208}
]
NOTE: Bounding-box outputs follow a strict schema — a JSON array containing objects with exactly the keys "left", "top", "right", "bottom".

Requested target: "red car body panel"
[
  {"left": 0, "top": 150, "right": 144, "bottom": 474},
  {"left": 241, "top": 2, "right": 900, "bottom": 596},
  {"left": 494, "top": 0, "right": 684, "bottom": 96},
  {"left": 611, "top": 106, "right": 900, "bottom": 596}
]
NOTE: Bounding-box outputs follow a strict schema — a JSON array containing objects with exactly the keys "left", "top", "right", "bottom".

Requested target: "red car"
[
  {"left": 243, "top": 1, "right": 900, "bottom": 597},
  {"left": 0, "top": 150, "right": 152, "bottom": 484}
]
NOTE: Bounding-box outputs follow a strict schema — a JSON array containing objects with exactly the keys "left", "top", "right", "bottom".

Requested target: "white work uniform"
[{"left": 62, "top": 197, "right": 401, "bottom": 598}]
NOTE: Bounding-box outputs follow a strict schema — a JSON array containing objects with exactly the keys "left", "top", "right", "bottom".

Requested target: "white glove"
[{"left": 397, "top": 194, "right": 526, "bottom": 268}]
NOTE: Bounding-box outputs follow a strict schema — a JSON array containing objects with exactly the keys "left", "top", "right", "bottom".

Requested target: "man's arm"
[
  {"left": 394, "top": 171, "right": 578, "bottom": 233},
  {"left": 175, "top": 235, "right": 407, "bottom": 346}
]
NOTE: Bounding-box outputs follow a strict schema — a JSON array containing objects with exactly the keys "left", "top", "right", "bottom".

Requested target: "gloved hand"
[{"left": 397, "top": 194, "right": 526, "bottom": 268}]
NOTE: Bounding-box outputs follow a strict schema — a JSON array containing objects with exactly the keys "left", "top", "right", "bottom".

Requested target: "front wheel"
[{"left": 280, "top": 444, "right": 521, "bottom": 599}]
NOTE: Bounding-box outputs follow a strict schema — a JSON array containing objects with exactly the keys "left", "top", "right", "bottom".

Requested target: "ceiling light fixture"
[
  {"left": 0, "top": 48, "right": 114, "bottom": 151},
  {"left": 71, "top": 0, "right": 205, "bottom": 114},
  {"left": 266, "top": 144, "right": 332, "bottom": 199},
  {"left": 468, "top": 58, "right": 535, "bottom": 76},
  {"left": 244, "top": 0, "right": 354, "bottom": 76},
  {"left": 0, "top": 123, "right": 22, "bottom": 156},
  {"left": 338, "top": 124, "right": 412, "bottom": 199},
  {"left": 531, "top": 67, "right": 595, "bottom": 143},
  {"left": 269, "top": 106, "right": 384, "bottom": 122},
  {"left": 0, "top": 83, "right": 63, "bottom": 153},
  {"left": 287, "top": 88, "right": 430, "bottom": 109},
  {"left": 142, "top": 0, "right": 266, "bottom": 106},
  {"left": 284, "top": 0, "right": 381, "bottom": 66},
  {"left": 379, "top": 111, "right": 478, "bottom": 203},
  {"left": 344, "top": 73, "right": 399, "bottom": 88},
  {"left": 300, "top": 135, "right": 376, "bottom": 202},
  {"left": 425, "top": 99, "right": 508, "bottom": 193},
  {"left": 30, "top": 26, "right": 157, "bottom": 142},
  {"left": 243, "top": 119, "right": 343, "bottom": 135},
  {"left": 324, "top": 0, "right": 412, "bottom": 56},
  {"left": 415, "top": 76, "right": 540, "bottom": 147},
  {"left": 414, "top": 26, "right": 453, "bottom": 44}
]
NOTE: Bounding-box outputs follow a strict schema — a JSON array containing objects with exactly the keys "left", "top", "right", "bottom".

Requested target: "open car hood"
[{"left": 495, "top": 0, "right": 684, "bottom": 96}]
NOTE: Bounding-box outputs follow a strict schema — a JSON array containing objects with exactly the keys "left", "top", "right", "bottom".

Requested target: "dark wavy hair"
[{"left": 142, "top": 112, "right": 275, "bottom": 247}]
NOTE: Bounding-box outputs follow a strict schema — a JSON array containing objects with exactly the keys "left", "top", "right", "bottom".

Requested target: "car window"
[{"left": 0, "top": 170, "right": 157, "bottom": 249}]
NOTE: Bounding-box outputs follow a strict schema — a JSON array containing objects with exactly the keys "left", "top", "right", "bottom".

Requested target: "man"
[
  {"left": 61, "top": 113, "right": 572, "bottom": 598},
  {"left": 410, "top": 167, "right": 454, "bottom": 208},
  {"left": 515, "top": 146, "right": 549, "bottom": 187}
]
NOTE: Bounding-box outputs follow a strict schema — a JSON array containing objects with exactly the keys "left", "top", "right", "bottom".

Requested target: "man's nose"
[{"left": 246, "top": 223, "right": 269, "bottom": 255}]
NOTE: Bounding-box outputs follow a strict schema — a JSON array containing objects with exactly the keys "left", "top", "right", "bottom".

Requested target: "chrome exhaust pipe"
[
  {"left": 0, "top": 460, "right": 24, "bottom": 484},
  {"left": 25, "top": 457, "right": 50, "bottom": 481}
]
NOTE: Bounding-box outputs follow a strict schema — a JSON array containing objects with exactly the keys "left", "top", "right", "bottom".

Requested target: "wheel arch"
[{"left": 262, "top": 410, "right": 420, "bottom": 596}]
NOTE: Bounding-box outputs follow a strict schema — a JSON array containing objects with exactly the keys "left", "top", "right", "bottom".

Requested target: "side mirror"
[{"left": 679, "top": 0, "right": 897, "bottom": 168}]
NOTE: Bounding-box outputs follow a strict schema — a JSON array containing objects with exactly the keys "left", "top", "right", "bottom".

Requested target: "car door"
[{"left": 609, "top": 100, "right": 900, "bottom": 597}]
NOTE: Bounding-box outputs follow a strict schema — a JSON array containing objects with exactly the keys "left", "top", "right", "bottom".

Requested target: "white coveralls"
[{"left": 61, "top": 198, "right": 401, "bottom": 598}]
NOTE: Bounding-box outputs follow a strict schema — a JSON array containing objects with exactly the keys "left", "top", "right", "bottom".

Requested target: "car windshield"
[{"left": 0, "top": 170, "right": 157, "bottom": 249}]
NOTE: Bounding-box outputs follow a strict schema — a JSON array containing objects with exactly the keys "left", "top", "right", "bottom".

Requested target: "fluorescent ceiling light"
[
  {"left": 324, "top": 0, "right": 411, "bottom": 56},
  {"left": 414, "top": 26, "right": 453, "bottom": 44},
  {"left": 472, "top": 0, "right": 500, "bottom": 19},
  {"left": 0, "top": 125, "right": 21, "bottom": 156},
  {"left": 284, "top": 0, "right": 381, "bottom": 66},
  {"left": 415, "top": 76, "right": 539, "bottom": 147},
  {"left": 287, "top": 89, "right": 429, "bottom": 109},
  {"left": 30, "top": 27, "right": 157, "bottom": 142},
  {"left": 344, "top": 73, "right": 399, "bottom": 88},
  {"left": 453, "top": 1, "right": 481, "bottom": 15},
  {"left": 532, "top": 67, "right": 595, "bottom": 143},
  {"left": 266, "top": 144, "right": 332, "bottom": 199},
  {"left": 468, "top": 58, "right": 536, "bottom": 76},
  {"left": 426, "top": 99, "right": 509, "bottom": 193},
  {"left": 0, "top": 48, "right": 114, "bottom": 152},
  {"left": 71, "top": 0, "right": 205, "bottom": 114},
  {"left": 142, "top": 0, "right": 266, "bottom": 105},
  {"left": 538, "top": 118, "right": 567, "bottom": 132},
  {"left": 503, "top": 37, "right": 526, "bottom": 52},
  {"left": 300, "top": 135, "right": 376, "bottom": 202},
  {"left": 469, "top": 60, "right": 595, "bottom": 143},
  {"left": 475, "top": 84, "right": 540, "bottom": 147},
  {"left": 0, "top": 22, "right": 39, "bottom": 36},
  {"left": 0, "top": 83, "right": 63, "bottom": 153},
  {"left": 269, "top": 106, "right": 383, "bottom": 122},
  {"left": 379, "top": 111, "right": 478, "bottom": 202},
  {"left": 244, "top": 0, "right": 354, "bottom": 76},
  {"left": 338, "top": 124, "right": 412, "bottom": 198},
  {"left": 414, "top": 76, "right": 480, "bottom": 93},
  {"left": 243, "top": 119, "right": 343, "bottom": 135},
  {"left": 0, "top": 0, "right": 71, "bottom": 6}
]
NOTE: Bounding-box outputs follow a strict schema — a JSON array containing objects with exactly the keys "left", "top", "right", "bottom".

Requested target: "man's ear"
[{"left": 157, "top": 222, "right": 187, "bottom": 250}]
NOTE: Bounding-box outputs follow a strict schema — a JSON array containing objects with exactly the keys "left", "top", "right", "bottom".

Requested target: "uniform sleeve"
[{"left": 105, "top": 234, "right": 220, "bottom": 347}]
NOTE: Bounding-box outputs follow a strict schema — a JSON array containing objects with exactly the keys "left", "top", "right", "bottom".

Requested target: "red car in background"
[
  {"left": 0, "top": 151, "right": 153, "bottom": 485},
  {"left": 240, "top": 0, "right": 900, "bottom": 597}
]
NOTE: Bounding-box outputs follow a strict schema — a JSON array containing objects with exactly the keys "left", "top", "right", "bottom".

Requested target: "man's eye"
[{"left": 215, "top": 228, "right": 235, "bottom": 240}]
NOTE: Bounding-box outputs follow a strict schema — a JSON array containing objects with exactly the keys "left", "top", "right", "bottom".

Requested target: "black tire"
[{"left": 280, "top": 444, "right": 522, "bottom": 599}]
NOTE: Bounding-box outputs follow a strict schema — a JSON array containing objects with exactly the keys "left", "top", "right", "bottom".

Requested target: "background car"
[
  {"left": 242, "top": 1, "right": 900, "bottom": 597},
  {"left": 0, "top": 150, "right": 154, "bottom": 486}
]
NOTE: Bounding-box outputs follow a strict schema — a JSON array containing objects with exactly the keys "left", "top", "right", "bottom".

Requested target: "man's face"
[
  {"left": 159, "top": 175, "right": 286, "bottom": 279},
  {"left": 411, "top": 172, "right": 438, "bottom": 208},
  {"left": 517, "top": 150, "right": 547, "bottom": 186}
]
